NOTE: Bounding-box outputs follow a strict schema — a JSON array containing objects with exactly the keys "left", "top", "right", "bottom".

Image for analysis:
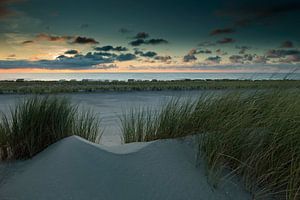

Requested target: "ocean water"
[{"left": 0, "top": 72, "right": 299, "bottom": 81}]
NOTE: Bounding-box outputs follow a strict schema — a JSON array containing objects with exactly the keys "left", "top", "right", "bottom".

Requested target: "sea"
[{"left": 0, "top": 72, "right": 300, "bottom": 81}]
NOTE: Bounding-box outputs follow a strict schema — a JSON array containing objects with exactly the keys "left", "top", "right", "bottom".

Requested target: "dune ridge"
[{"left": 0, "top": 136, "right": 250, "bottom": 200}]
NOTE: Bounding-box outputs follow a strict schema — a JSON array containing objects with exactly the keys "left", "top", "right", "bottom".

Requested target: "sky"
[{"left": 0, "top": 0, "right": 300, "bottom": 73}]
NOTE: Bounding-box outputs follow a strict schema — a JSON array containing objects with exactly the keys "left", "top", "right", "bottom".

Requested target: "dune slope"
[{"left": 0, "top": 136, "right": 250, "bottom": 200}]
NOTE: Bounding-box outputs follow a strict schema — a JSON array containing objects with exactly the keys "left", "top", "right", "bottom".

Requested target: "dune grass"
[
  {"left": 120, "top": 89, "right": 300, "bottom": 199},
  {"left": 0, "top": 96, "right": 102, "bottom": 160}
]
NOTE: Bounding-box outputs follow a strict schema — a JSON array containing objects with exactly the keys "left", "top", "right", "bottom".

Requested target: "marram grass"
[
  {"left": 120, "top": 90, "right": 300, "bottom": 199},
  {"left": 0, "top": 96, "right": 102, "bottom": 160}
]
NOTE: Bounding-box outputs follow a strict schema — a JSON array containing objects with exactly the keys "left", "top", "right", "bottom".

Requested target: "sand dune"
[{"left": 0, "top": 136, "right": 250, "bottom": 200}]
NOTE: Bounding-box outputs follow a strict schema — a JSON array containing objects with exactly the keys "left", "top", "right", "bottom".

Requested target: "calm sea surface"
[{"left": 0, "top": 72, "right": 300, "bottom": 81}]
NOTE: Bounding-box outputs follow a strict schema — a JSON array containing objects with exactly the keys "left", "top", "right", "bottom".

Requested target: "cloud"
[
  {"left": 229, "top": 55, "right": 244, "bottom": 64},
  {"left": 0, "top": 49, "right": 138, "bottom": 70},
  {"left": 129, "top": 38, "right": 168, "bottom": 46},
  {"left": 94, "top": 45, "right": 128, "bottom": 52},
  {"left": 210, "top": 28, "right": 235, "bottom": 36},
  {"left": 183, "top": 49, "right": 198, "bottom": 62},
  {"left": 64, "top": 49, "right": 79, "bottom": 55},
  {"left": 154, "top": 55, "right": 172, "bottom": 62},
  {"left": 205, "top": 56, "right": 222, "bottom": 64},
  {"left": 198, "top": 49, "right": 212, "bottom": 54},
  {"left": 116, "top": 53, "right": 136, "bottom": 61},
  {"left": 146, "top": 39, "right": 168, "bottom": 45},
  {"left": 134, "top": 32, "right": 149, "bottom": 39},
  {"left": 280, "top": 41, "right": 294, "bottom": 48},
  {"left": 229, "top": 54, "right": 270, "bottom": 64},
  {"left": 129, "top": 39, "right": 145, "bottom": 46},
  {"left": 217, "top": 38, "right": 235, "bottom": 44},
  {"left": 22, "top": 40, "right": 34, "bottom": 45},
  {"left": 0, "top": 54, "right": 116, "bottom": 70},
  {"left": 134, "top": 49, "right": 157, "bottom": 58},
  {"left": 72, "top": 36, "right": 99, "bottom": 44}
]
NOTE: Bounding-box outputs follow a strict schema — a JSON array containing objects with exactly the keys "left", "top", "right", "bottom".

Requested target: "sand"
[{"left": 0, "top": 136, "right": 251, "bottom": 200}]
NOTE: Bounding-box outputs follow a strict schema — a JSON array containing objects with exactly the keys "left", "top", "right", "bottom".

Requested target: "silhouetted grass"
[
  {"left": 120, "top": 90, "right": 300, "bottom": 199},
  {"left": 0, "top": 96, "right": 102, "bottom": 160}
]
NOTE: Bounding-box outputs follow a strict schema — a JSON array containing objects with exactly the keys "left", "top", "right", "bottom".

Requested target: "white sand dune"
[{"left": 0, "top": 136, "right": 251, "bottom": 200}]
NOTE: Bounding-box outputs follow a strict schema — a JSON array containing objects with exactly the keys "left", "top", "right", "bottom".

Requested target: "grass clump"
[
  {"left": 0, "top": 96, "right": 102, "bottom": 160},
  {"left": 120, "top": 99, "right": 195, "bottom": 143},
  {"left": 120, "top": 90, "right": 300, "bottom": 199}
]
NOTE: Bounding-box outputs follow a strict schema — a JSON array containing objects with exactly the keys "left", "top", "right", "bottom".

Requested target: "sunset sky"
[{"left": 0, "top": 0, "right": 300, "bottom": 73}]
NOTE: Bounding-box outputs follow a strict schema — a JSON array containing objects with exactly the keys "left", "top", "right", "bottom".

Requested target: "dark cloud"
[
  {"left": 116, "top": 53, "right": 136, "bottom": 61},
  {"left": 134, "top": 32, "right": 149, "bottom": 39},
  {"left": 129, "top": 38, "right": 168, "bottom": 46},
  {"left": 134, "top": 49, "right": 157, "bottom": 58},
  {"left": 129, "top": 39, "right": 145, "bottom": 46},
  {"left": 146, "top": 39, "right": 168, "bottom": 45},
  {"left": 217, "top": 38, "right": 235, "bottom": 44},
  {"left": 229, "top": 53, "right": 270, "bottom": 64},
  {"left": 94, "top": 45, "right": 128, "bottom": 51},
  {"left": 35, "top": 34, "right": 98, "bottom": 45},
  {"left": 93, "top": 52, "right": 117, "bottom": 57},
  {"left": 210, "top": 28, "right": 235, "bottom": 36},
  {"left": 198, "top": 49, "right": 212, "bottom": 54},
  {"left": 72, "top": 36, "right": 99, "bottom": 45},
  {"left": 64, "top": 49, "right": 78, "bottom": 55},
  {"left": 154, "top": 55, "right": 172, "bottom": 62},
  {"left": 280, "top": 41, "right": 294, "bottom": 48},
  {"left": 0, "top": 54, "right": 117, "bottom": 70},
  {"left": 205, "top": 56, "right": 222, "bottom": 64},
  {"left": 183, "top": 49, "right": 198, "bottom": 62},
  {"left": 22, "top": 40, "right": 34, "bottom": 45}
]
